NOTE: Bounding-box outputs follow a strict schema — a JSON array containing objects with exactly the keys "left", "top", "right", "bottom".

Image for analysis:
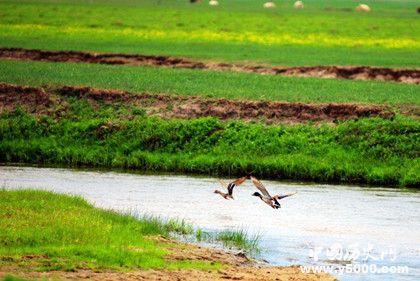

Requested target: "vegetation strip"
[
  {"left": 1, "top": 48, "right": 419, "bottom": 84},
  {"left": 0, "top": 85, "right": 418, "bottom": 187},
  {"left": 0, "top": 83, "right": 395, "bottom": 124},
  {"left": 0, "top": 189, "right": 335, "bottom": 281},
  {"left": 2, "top": 60, "right": 418, "bottom": 106}
]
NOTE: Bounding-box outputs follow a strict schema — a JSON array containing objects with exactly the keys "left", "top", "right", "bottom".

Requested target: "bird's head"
[{"left": 252, "top": 191, "right": 261, "bottom": 197}]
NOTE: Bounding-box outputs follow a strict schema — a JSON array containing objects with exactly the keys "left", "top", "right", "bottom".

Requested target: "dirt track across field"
[
  {"left": 1, "top": 47, "right": 419, "bottom": 84},
  {"left": 0, "top": 83, "right": 397, "bottom": 123}
]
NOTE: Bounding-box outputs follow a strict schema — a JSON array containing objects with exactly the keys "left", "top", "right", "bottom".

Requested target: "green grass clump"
[
  {"left": 0, "top": 60, "right": 419, "bottom": 105},
  {"left": 0, "top": 107, "right": 418, "bottom": 187},
  {"left": 0, "top": 0, "right": 419, "bottom": 67},
  {"left": 0, "top": 189, "right": 220, "bottom": 271},
  {"left": 195, "top": 229, "right": 260, "bottom": 255},
  {"left": 136, "top": 215, "right": 194, "bottom": 236},
  {"left": 215, "top": 230, "right": 261, "bottom": 254}
]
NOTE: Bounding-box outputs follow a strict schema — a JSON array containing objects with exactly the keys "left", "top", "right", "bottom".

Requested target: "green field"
[
  {"left": 1, "top": 60, "right": 419, "bottom": 105},
  {"left": 0, "top": 0, "right": 419, "bottom": 67},
  {"left": 0, "top": 0, "right": 419, "bottom": 188}
]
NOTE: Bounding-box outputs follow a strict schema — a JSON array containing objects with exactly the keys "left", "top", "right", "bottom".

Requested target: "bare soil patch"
[
  {"left": 0, "top": 83, "right": 54, "bottom": 114},
  {"left": 1, "top": 47, "right": 419, "bottom": 84},
  {"left": 0, "top": 83, "right": 397, "bottom": 123},
  {"left": 0, "top": 266, "right": 336, "bottom": 281}
]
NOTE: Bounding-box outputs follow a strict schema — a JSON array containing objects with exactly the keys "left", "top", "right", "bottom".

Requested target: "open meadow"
[{"left": 0, "top": 0, "right": 419, "bottom": 280}]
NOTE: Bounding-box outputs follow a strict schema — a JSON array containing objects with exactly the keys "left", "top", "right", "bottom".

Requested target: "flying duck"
[
  {"left": 251, "top": 176, "right": 296, "bottom": 208},
  {"left": 214, "top": 176, "right": 249, "bottom": 200}
]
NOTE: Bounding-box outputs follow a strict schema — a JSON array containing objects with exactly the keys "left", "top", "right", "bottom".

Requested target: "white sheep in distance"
[
  {"left": 294, "top": 1, "right": 304, "bottom": 9},
  {"left": 356, "top": 4, "right": 371, "bottom": 12},
  {"left": 209, "top": 0, "right": 219, "bottom": 6},
  {"left": 263, "top": 2, "right": 276, "bottom": 8}
]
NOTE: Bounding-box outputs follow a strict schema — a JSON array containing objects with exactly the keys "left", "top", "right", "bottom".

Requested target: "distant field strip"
[
  {"left": 1, "top": 59, "right": 418, "bottom": 105},
  {"left": 1, "top": 48, "right": 419, "bottom": 84},
  {"left": 1, "top": 0, "right": 418, "bottom": 67},
  {"left": 1, "top": 23, "right": 418, "bottom": 50}
]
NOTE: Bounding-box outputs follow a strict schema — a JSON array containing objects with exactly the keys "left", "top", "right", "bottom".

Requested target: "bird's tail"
[
  {"left": 274, "top": 192, "right": 297, "bottom": 201},
  {"left": 273, "top": 198, "right": 281, "bottom": 208}
]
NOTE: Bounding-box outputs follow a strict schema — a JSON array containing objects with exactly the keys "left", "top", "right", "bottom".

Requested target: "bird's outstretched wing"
[
  {"left": 232, "top": 176, "right": 248, "bottom": 186},
  {"left": 219, "top": 179, "right": 228, "bottom": 189},
  {"left": 273, "top": 192, "right": 297, "bottom": 200},
  {"left": 251, "top": 176, "right": 271, "bottom": 197},
  {"left": 226, "top": 176, "right": 248, "bottom": 196}
]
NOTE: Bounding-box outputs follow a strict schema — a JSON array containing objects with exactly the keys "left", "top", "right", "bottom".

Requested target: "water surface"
[{"left": 1, "top": 166, "right": 419, "bottom": 281}]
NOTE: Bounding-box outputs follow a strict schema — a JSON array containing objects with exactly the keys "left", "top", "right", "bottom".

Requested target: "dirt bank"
[
  {"left": 1, "top": 47, "right": 419, "bottom": 84},
  {"left": 0, "top": 237, "right": 336, "bottom": 281},
  {"left": 0, "top": 83, "right": 396, "bottom": 124},
  {"left": 0, "top": 82, "right": 53, "bottom": 113}
]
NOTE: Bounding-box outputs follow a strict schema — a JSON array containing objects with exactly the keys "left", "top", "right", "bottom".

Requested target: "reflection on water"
[{"left": 1, "top": 166, "right": 419, "bottom": 281}]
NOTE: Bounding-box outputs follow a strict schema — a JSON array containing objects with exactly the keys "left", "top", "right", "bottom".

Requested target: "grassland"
[
  {"left": 0, "top": 0, "right": 419, "bottom": 67},
  {"left": 0, "top": 0, "right": 418, "bottom": 188},
  {"left": 0, "top": 60, "right": 419, "bottom": 105}
]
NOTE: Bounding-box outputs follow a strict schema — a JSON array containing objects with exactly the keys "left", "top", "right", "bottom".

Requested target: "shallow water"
[{"left": 1, "top": 166, "right": 419, "bottom": 281}]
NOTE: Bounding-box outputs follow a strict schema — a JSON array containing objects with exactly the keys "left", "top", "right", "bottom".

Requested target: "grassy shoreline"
[
  {"left": 0, "top": 185, "right": 335, "bottom": 280},
  {"left": 0, "top": 189, "right": 213, "bottom": 271},
  {"left": 0, "top": 189, "right": 260, "bottom": 272},
  {"left": 0, "top": 189, "right": 336, "bottom": 281},
  {"left": 1, "top": 103, "right": 418, "bottom": 187}
]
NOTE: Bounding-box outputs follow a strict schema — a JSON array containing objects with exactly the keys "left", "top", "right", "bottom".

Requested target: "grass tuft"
[
  {"left": 215, "top": 229, "right": 261, "bottom": 253},
  {"left": 133, "top": 214, "right": 194, "bottom": 236}
]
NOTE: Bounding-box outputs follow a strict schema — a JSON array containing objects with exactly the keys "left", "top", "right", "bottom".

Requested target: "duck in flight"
[
  {"left": 250, "top": 176, "right": 296, "bottom": 209},
  {"left": 214, "top": 175, "right": 249, "bottom": 200}
]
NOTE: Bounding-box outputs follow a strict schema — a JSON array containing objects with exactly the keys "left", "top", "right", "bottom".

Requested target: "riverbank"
[
  {"left": 0, "top": 189, "right": 335, "bottom": 281},
  {"left": 0, "top": 83, "right": 418, "bottom": 187}
]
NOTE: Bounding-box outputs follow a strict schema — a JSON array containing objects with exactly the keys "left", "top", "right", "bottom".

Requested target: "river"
[{"left": 1, "top": 166, "right": 419, "bottom": 281}]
